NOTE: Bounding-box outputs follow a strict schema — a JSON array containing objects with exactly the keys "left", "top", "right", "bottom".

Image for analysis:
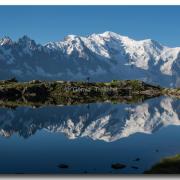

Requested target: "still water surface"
[{"left": 0, "top": 96, "right": 179, "bottom": 174}]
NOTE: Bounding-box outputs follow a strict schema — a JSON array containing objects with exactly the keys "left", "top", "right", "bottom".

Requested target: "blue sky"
[{"left": 0, "top": 6, "right": 180, "bottom": 47}]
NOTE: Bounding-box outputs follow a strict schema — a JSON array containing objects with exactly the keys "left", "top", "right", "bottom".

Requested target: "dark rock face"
[
  {"left": 0, "top": 81, "right": 50, "bottom": 102},
  {"left": 0, "top": 88, "right": 21, "bottom": 99},
  {"left": 21, "top": 83, "right": 49, "bottom": 102},
  {"left": 22, "top": 84, "right": 49, "bottom": 97}
]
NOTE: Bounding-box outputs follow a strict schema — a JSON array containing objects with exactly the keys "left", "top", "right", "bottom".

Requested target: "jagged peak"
[
  {"left": 17, "top": 35, "right": 37, "bottom": 49},
  {"left": 18, "top": 35, "right": 34, "bottom": 42},
  {"left": 0, "top": 36, "right": 13, "bottom": 46}
]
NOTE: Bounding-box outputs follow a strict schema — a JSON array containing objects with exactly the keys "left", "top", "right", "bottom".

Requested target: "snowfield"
[{"left": 0, "top": 31, "right": 180, "bottom": 87}]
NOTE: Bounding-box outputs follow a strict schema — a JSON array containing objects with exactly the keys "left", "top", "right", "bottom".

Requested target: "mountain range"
[
  {"left": 0, "top": 96, "right": 179, "bottom": 142},
  {"left": 0, "top": 31, "right": 180, "bottom": 87}
]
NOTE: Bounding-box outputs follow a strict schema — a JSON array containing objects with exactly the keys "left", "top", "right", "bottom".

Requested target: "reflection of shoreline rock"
[
  {"left": 111, "top": 163, "right": 126, "bottom": 169},
  {"left": 0, "top": 97, "right": 179, "bottom": 142},
  {"left": 57, "top": 164, "right": 69, "bottom": 169}
]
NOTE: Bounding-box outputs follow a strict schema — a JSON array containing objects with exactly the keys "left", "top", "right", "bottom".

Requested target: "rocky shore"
[
  {"left": 0, "top": 78, "right": 179, "bottom": 108},
  {"left": 145, "top": 154, "right": 180, "bottom": 174}
]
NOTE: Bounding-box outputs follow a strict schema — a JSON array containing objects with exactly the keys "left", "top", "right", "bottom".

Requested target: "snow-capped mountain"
[
  {"left": 0, "top": 31, "right": 180, "bottom": 87},
  {"left": 0, "top": 96, "right": 179, "bottom": 142}
]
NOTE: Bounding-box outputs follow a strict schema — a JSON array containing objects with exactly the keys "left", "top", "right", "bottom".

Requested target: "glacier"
[{"left": 0, "top": 31, "right": 180, "bottom": 87}]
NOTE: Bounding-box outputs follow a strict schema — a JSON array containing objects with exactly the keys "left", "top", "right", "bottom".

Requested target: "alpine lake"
[{"left": 0, "top": 79, "right": 179, "bottom": 174}]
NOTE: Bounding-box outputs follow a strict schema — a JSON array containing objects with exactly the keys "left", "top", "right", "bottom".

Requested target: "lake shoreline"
[{"left": 0, "top": 79, "right": 179, "bottom": 108}]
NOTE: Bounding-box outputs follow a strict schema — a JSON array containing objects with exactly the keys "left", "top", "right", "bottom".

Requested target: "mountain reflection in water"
[
  {"left": 0, "top": 96, "right": 179, "bottom": 174},
  {"left": 0, "top": 96, "right": 179, "bottom": 142}
]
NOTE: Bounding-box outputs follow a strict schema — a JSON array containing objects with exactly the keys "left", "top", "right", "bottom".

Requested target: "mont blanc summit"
[{"left": 0, "top": 32, "right": 179, "bottom": 87}]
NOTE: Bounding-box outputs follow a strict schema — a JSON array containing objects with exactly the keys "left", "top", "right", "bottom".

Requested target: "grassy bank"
[
  {"left": 0, "top": 79, "right": 178, "bottom": 108},
  {"left": 145, "top": 154, "right": 180, "bottom": 174}
]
